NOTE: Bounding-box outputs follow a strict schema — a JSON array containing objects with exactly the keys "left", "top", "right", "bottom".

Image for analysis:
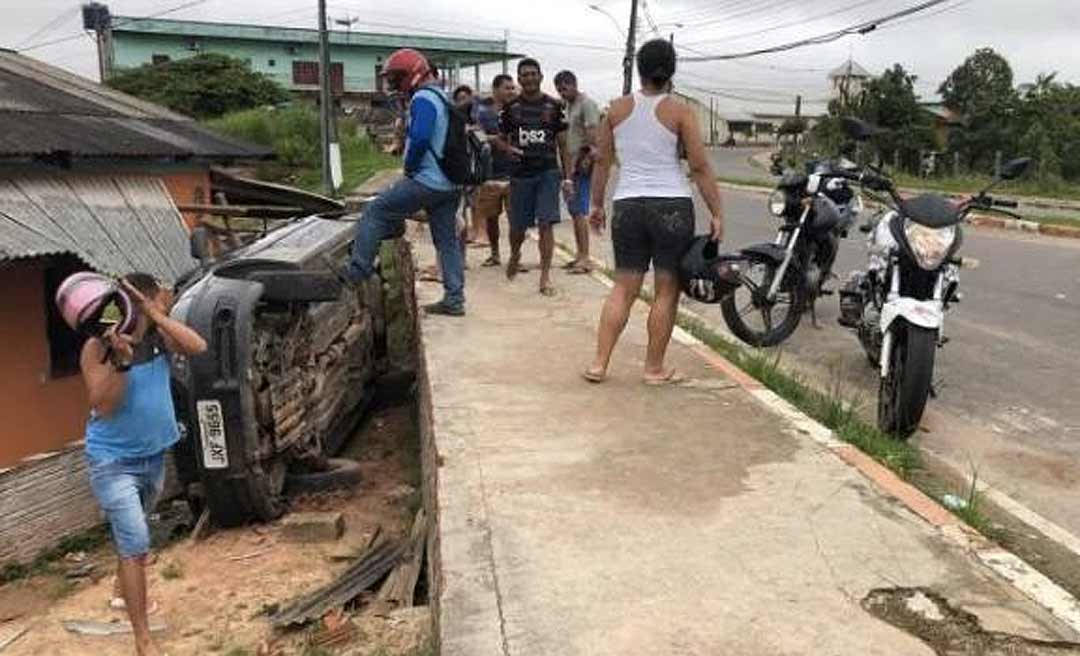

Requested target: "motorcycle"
[
  {"left": 835, "top": 119, "right": 1031, "bottom": 437},
  {"left": 721, "top": 156, "right": 864, "bottom": 347}
]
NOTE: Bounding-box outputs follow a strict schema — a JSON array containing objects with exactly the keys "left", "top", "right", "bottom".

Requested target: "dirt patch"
[
  {"left": 0, "top": 399, "right": 429, "bottom": 656},
  {"left": 863, "top": 587, "right": 1080, "bottom": 655}
]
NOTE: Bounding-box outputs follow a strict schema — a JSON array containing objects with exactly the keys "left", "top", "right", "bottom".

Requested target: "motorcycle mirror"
[
  {"left": 840, "top": 117, "right": 881, "bottom": 142},
  {"left": 998, "top": 157, "right": 1033, "bottom": 181}
]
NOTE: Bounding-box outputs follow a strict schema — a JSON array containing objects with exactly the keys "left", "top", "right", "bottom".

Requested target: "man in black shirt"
[{"left": 498, "top": 58, "right": 572, "bottom": 297}]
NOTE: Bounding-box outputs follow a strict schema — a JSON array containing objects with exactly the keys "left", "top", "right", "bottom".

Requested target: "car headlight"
[
  {"left": 904, "top": 220, "right": 957, "bottom": 270},
  {"left": 768, "top": 190, "right": 787, "bottom": 217}
]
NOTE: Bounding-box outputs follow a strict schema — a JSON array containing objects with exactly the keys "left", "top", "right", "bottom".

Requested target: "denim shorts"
[
  {"left": 568, "top": 173, "right": 591, "bottom": 218},
  {"left": 510, "top": 169, "right": 562, "bottom": 231},
  {"left": 88, "top": 453, "right": 166, "bottom": 559},
  {"left": 612, "top": 197, "right": 695, "bottom": 273}
]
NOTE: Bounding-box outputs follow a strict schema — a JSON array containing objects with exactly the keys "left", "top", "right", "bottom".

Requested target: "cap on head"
[{"left": 382, "top": 48, "right": 432, "bottom": 93}]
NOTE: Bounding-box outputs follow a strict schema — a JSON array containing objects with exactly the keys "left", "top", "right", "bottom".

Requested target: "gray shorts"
[{"left": 612, "top": 197, "right": 695, "bottom": 273}]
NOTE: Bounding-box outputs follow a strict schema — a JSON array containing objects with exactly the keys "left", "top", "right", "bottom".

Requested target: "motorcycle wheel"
[
  {"left": 720, "top": 251, "right": 806, "bottom": 347},
  {"left": 878, "top": 320, "right": 936, "bottom": 439}
]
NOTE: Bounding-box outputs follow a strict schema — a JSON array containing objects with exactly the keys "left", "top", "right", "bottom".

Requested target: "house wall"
[
  {"left": 0, "top": 258, "right": 88, "bottom": 468},
  {"left": 161, "top": 167, "right": 212, "bottom": 231},
  {"left": 113, "top": 32, "right": 385, "bottom": 93}
]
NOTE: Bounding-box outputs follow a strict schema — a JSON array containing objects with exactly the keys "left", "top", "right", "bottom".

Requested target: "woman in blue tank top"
[{"left": 79, "top": 273, "right": 207, "bottom": 656}]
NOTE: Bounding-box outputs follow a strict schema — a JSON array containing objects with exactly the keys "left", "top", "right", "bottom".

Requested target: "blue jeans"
[
  {"left": 349, "top": 177, "right": 464, "bottom": 309},
  {"left": 87, "top": 453, "right": 166, "bottom": 559}
]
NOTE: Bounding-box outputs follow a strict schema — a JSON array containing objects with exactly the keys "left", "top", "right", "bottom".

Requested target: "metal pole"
[
  {"left": 622, "top": 0, "right": 639, "bottom": 96},
  {"left": 318, "top": 0, "right": 334, "bottom": 195},
  {"left": 503, "top": 29, "right": 509, "bottom": 75}
]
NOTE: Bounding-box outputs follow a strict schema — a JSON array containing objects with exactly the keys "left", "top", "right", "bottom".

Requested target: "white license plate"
[{"left": 196, "top": 400, "right": 229, "bottom": 470}]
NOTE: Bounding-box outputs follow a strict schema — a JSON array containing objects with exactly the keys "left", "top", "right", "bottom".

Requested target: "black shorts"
[{"left": 612, "top": 197, "right": 695, "bottom": 273}]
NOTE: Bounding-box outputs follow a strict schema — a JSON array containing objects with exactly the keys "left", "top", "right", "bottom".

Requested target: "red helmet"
[{"left": 382, "top": 48, "right": 431, "bottom": 94}]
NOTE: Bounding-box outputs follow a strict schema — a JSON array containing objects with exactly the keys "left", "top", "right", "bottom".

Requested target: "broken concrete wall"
[{"left": 0, "top": 447, "right": 182, "bottom": 564}]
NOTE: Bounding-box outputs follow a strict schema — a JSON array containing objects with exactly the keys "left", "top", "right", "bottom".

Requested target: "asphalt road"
[
  {"left": 563, "top": 154, "right": 1080, "bottom": 536},
  {"left": 708, "top": 147, "right": 774, "bottom": 184}
]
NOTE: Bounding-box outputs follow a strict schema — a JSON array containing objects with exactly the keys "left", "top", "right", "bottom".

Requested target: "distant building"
[
  {"left": 920, "top": 102, "right": 964, "bottom": 149},
  {"left": 95, "top": 10, "right": 521, "bottom": 107},
  {"left": 829, "top": 59, "right": 872, "bottom": 101}
]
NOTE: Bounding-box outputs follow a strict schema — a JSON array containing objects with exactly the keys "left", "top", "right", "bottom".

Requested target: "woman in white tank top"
[{"left": 582, "top": 39, "right": 726, "bottom": 385}]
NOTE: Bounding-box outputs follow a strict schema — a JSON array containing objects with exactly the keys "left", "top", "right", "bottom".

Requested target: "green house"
[{"left": 105, "top": 15, "right": 519, "bottom": 103}]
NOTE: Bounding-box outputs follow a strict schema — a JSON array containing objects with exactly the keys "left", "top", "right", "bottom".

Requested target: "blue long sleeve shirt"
[{"left": 403, "top": 85, "right": 453, "bottom": 192}]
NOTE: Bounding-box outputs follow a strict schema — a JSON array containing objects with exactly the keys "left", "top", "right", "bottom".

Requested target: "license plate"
[{"left": 196, "top": 400, "right": 229, "bottom": 470}]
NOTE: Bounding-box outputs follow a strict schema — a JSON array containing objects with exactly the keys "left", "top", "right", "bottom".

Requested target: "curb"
[
  {"left": 716, "top": 182, "right": 1080, "bottom": 240},
  {"left": 556, "top": 243, "right": 1080, "bottom": 635}
]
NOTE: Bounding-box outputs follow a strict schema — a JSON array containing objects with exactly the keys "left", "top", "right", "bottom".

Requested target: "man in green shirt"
[{"left": 555, "top": 70, "right": 601, "bottom": 274}]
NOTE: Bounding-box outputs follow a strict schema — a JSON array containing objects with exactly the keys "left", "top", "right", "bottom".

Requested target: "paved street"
[
  {"left": 708, "top": 146, "right": 774, "bottom": 184},
  {"left": 548, "top": 158, "right": 1080, "bottom": 543}
]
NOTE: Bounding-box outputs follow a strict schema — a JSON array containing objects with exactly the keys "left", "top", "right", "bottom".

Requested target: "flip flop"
[
  {"left": 582, "top": 369, "right": 607, "bottom": 384},
  {"left": 481, "top": 256, "right": 502, "bottom": 267},
  {"left": 540, "top": 286, "right": 557, "bottom": 297},
  {"left": 561, "top": 260, "right": 578, "bottom": 270},
  {"left": 643, "top": 370, "right": 686, "bottom": 386},
  {"left": 567, "top": 264, "right": 593, "bottom": 275},
  {"left": 110, "top": 597, "right": 161, "bottom": 615}
]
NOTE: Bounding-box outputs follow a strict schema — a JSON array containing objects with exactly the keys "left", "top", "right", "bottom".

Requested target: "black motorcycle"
[{"left": 721, "top": 157, "right": 863, "bottom": 347}]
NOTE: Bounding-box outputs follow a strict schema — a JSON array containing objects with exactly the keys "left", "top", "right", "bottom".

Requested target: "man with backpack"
[{"left": 348, "top": 48, "right": 467, "bottom": 316}]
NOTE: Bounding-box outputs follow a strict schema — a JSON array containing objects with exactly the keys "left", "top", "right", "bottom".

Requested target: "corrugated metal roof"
[
  {"left": 829, "top": 60, "right": 872, "bottom": 80},
  {"left": 0, "top": 50, "right": 272, "bottom": 161},
  {"left": 0, "top": 174, "right": 197, "bottom": 282}
]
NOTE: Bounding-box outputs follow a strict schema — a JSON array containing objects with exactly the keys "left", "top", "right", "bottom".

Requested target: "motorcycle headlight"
[
  {"left": 903, "top": 220, "right": 957, "bottom": 270},
  {"left": 768, "top": 190, "right": 787, "bottom": 217}
]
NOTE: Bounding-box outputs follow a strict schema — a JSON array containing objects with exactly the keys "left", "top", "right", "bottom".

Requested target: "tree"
[
  {"left": 108, "top": 54, "right": 289, "bottom": 120},
  {"left": 1016, "top": 73, "right": 1080, "bottom": 182},
  {"left": 938, "top": 48, "right": 1018, "bottom": 171},
  {"left": 808, "top": 65, "right": 933, "bottom": 173},
  {"left": 850, "top": 64, "right": 934, "bottom": 171},
  {"left": 778, "top": 117, "right": 808, "bottom": 137}
]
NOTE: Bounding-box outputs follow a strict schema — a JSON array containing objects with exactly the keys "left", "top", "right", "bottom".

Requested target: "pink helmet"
[{"left": 54, "top": 272, "right": 134, "bottom": 337}]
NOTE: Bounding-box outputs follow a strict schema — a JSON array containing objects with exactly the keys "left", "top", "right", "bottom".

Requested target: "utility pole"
[
  {"left": 503, "top": 29, "right": 510, "bottom": 75},
  {"left": 794, "top": 94, "right": 802, "bottom": 150},
  {"left": 622, "top": 0, "right": 639, "bottom": 96},
  {"left": 318, "top": 0, "right": 339, "bottom": 195}
]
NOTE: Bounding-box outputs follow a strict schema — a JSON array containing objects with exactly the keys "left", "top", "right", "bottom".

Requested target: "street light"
[{"left": 588, "top": 4, "right": 625, "bottom": 38}]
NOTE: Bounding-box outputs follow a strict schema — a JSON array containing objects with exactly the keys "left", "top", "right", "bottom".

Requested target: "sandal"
[
  {"left": 567, "top": 263, "right": 592, "bottom": 275},
  {"left": 110, "top": 597, "right": 161, "bottom": 615},
  {"left": 582, "top": 369, "right": 607, "bottom": 384},
  {"left": 481, "top": 256, "right": 501, "bottom": 267},
  {"left": 539, "top": 286, "right": 557, "bottom": 297},
  {"left": 644, "top": 370, "right": 686, "bottom": 386}
]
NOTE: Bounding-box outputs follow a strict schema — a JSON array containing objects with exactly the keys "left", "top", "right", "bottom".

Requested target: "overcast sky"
[{"left": 5, "top": 0, "right": 1080, "bottom": 117}]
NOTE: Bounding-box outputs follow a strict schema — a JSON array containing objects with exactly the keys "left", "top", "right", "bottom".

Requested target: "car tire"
[{"left": 285, "top": 458, "right": 363, "bottom": 496}]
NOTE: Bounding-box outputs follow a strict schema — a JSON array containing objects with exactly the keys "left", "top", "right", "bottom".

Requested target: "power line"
[
  {"left": 681, "top": 0, "right": 890, "bottom": 47},
  {"left": 681, "top": 0, "right": 954, "bottom": 62},
  {"left": 19, "top": 0, "right": 209, "bottom": 52},
  {"left": 17, "top": 6, "right": 79, "bottom": 49}
]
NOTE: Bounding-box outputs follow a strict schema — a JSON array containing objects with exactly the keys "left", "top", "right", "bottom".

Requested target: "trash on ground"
[
  {"left": 270, "top": 538, "right": 406, "bottom": 627},
  {"left": 62, "top": 619, "right": 167, "bottom": 636},
  {"left": 941, "top": 494, "right": 970, "bottom": 511}
]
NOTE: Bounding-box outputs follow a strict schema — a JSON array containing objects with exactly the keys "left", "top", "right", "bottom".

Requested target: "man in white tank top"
[{"left": 582, "top": 39, "right": 726, "bottom": 385}]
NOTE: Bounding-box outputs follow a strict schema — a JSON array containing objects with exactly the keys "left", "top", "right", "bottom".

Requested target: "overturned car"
[{"left": 170, "top": 214, "right": 389, "bottom": 526}]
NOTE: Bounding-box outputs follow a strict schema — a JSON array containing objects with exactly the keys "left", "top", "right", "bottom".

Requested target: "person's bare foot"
[
  {"left": 136, "top": 637, "right": 162, "bottom": 656},
  {"left": 506, "top": 252, "right": 521, "bottom": 281}
]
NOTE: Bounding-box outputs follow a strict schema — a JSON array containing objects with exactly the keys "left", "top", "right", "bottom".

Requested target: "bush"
[
  {"left": 108, "top": 53, "right": 288, "bottom": 119},
  {"left": 208, "top": 105, "right": 397, "bottom": 194}
]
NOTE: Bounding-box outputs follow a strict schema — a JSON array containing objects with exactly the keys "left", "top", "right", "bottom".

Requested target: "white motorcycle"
[{"left": 835, "top": 120, "right": 1031, "bottom": 437}]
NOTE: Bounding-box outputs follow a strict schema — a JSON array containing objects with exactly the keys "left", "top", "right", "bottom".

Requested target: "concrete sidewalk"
[{"left": 416, "top": 238, "right": 1079, "bottom": 655}]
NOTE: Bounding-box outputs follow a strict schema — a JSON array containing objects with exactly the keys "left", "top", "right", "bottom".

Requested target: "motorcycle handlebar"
[{"left": 994, "top": 198, "right": 1020, "bottom": 209}]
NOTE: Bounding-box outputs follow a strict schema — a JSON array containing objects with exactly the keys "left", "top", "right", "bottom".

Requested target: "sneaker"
[{"left": 423, "top": 301, "right": 465, "bottom": 317}]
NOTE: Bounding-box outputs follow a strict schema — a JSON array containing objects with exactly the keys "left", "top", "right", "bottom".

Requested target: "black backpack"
[{"left": 421, "top": 90, "right": 492, "bottom": 186}]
